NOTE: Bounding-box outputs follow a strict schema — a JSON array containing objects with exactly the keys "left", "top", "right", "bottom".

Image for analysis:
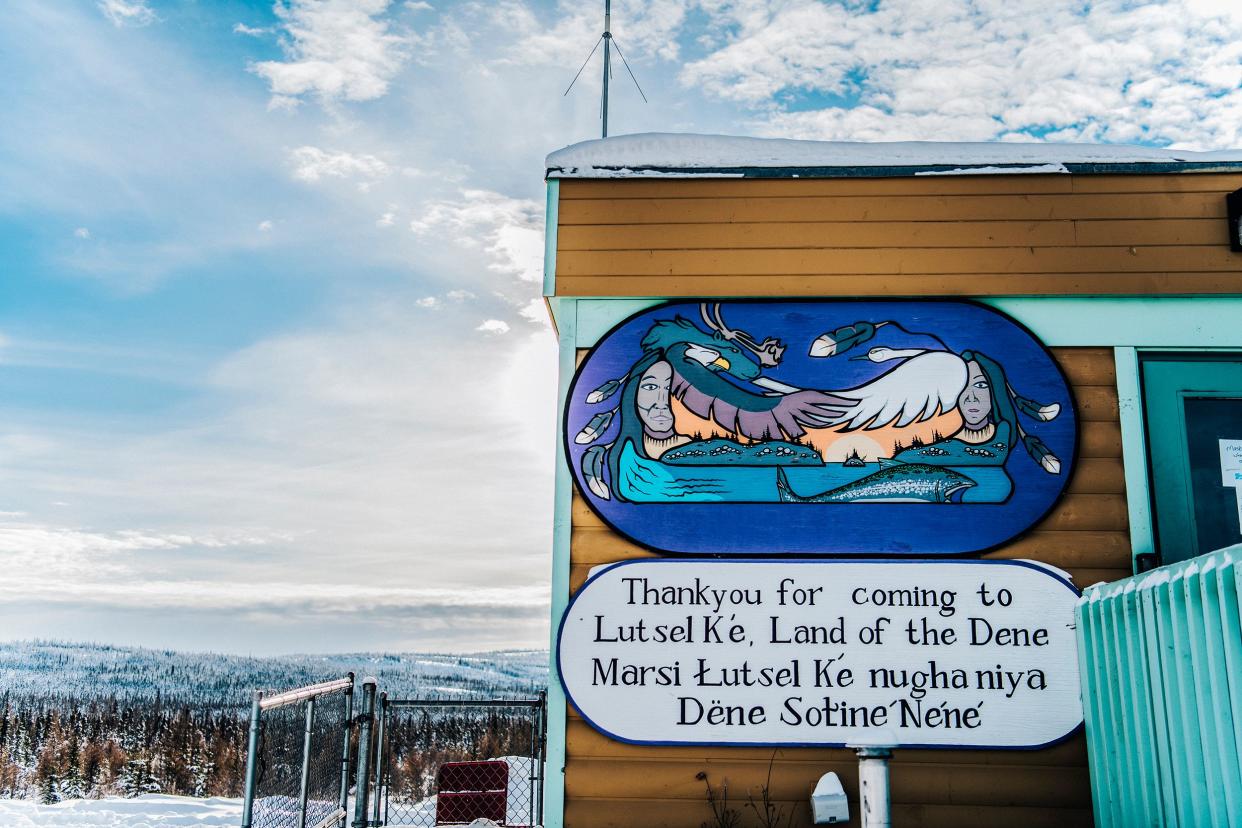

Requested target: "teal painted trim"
[
  {"left": 985, "top": 297, "right": 1242, "bottom": 347},
  {"left": 568, "top": 296, "right": 1242, "bottom": 349},
  {"left": 543, "top": 296, "right": 575, "bottom": 828},
  {"left": 543, "top": 180, "right": 559, "bottom": 299},
  {"left": 575, "top": 299, "right": 664, "bottom": 345},
  {"left": 1115, "top": 347, "right": 1152, "bottom": 569}
]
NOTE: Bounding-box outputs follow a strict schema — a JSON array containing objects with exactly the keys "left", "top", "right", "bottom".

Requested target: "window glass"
[{"left": 1182, "top": 396, "right": 1242, "bottom": 558}]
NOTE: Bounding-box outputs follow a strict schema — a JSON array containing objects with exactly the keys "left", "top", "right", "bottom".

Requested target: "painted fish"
[{"left": 776, "top": 462, "right": 976, "bottom": 503}]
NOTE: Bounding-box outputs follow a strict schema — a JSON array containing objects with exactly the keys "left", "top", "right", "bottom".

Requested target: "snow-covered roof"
[{"left": 546, "top": 132, "right": 1242, "bottom": 179}]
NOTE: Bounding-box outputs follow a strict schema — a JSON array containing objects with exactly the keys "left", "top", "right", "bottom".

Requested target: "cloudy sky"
[{"left": 1, "top": 0, "right": 1240, "bottom": 655}]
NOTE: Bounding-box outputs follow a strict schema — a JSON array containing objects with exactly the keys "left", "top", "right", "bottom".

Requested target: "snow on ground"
[
  {"left": 0, "top": 795, "right": 242, "bottom": 827},
  {"left": 0, "top": 758, "right": 541, "bottom": 827},
  {"left": 546, "top": 132, "right": 1242, "bottom": 177}
]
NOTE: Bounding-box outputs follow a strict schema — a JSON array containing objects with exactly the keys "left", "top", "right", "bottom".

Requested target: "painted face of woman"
[
  {"left": 958, "top": 360, "right": 993, "bottom": 429},
  {"left": 636, "top": 360, "right": 676, "bottom": 436}
]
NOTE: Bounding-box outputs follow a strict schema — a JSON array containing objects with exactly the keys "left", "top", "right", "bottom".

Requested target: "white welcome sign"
[{"left": 558, "top": 559, "right": 1082, "bottom": 749}]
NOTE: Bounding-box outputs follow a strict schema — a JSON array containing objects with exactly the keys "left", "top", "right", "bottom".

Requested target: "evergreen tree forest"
[{"left": 0, "top": 697, "right": 247, "bottom": 802}]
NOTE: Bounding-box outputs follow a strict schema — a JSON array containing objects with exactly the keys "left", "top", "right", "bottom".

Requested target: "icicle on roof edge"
[{"left": 546, "top": 132, "right": 1242, "bottom": 179}]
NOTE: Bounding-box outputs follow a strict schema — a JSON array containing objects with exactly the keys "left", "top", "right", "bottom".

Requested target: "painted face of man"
[
  {"left": 636, "top": 360, "right": 675, "bottom": 436},
  {"left": 958, "top": 360, "right": 993, "bottom": 429}
]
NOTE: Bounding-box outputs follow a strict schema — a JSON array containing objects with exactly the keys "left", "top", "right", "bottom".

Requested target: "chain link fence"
[
  {"left": 241, "top": 676, "right": 354, "bottom": 828},
  {"left": 375, "top": 696, "right": 546, "bottom": 827},
  {"left": 239, "top": 678, "right": 544, "bottom": 827}
]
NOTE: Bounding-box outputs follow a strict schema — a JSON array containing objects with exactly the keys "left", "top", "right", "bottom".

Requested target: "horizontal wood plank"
[
  {"left": 1050, "top": 348, "right": 1115, "bottom": 386},
  {"left": 1080, "top": 420, "right": 1122, "bottom": 457},
  {"left": 984, "top": 530, "right": 1131, "bottom": 569},
  {"left": 558, "top": 192, "right": 1227, "bottom": 225},
  {"left": 564, "top": 719, "right": 1087, "bottom": 765},
  {"left": 565, "top": 756, "right": 1090, "bottom": 806},
  {"left": 1034, "top": 493, "right": 1129, "bottom": 532},
  {"left": 559, "top": 218, "right": 1230, "bottom": 250},
  {"left": 1071, "top": 173, "right": 1242, "bottom": 193},
  {"left": 558, "top": 245, "right": 1241, "bottom": 277},
  {"left": 1073, "top": 218, "right": 1230, "bottom": 246},
  {"left": 1071, "top": 385, "right": 1119, "bottom": 421},
  {"left": 571, "top": 527, "right": 1130, "bottom": 568},
  {"left": 1065, "top": 568, "right": 1132, "bottom": 587},
  {"left": 1065, "top": 457, "right": 1126, "bottom": 493},
  {"left": 565, "top": 798, "right": 1092, "bottom": 828},
  {"left": 559, "top": 221, "right": 1078, "bottom": 250},
  {"left": 559, "top": 177, "right": 1080, "bottom": 199},
  {"left": 555, "top": 272, "right": 1242, "bottom": 297}
]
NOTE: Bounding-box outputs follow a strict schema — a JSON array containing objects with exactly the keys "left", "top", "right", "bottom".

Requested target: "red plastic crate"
[{"left": 435, "top": 760, "right": 509, "bottom": 825}]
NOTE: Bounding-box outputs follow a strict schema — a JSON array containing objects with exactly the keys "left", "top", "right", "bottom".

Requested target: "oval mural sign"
[
  {"left": 565, "top": 300, "right": 1076, "bottom": 555},
  {"left": 558, "top": 559, "right": 1083, "bottom": 749}
]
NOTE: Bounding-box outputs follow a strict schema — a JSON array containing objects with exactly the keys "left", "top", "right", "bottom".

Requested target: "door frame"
[{"left": 1118, "top": 348, "right": 1242, "bottom": 570}]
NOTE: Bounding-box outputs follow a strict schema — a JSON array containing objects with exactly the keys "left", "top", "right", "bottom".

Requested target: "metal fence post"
[
  {"left": 537, "top": 690, "right": 547, "bottom": 826},
  {"left": 241, "top": 691, "right": 263, "bottom": 828},
  {"left": 297, "top": 696, "right": 316, "bottom": 828},
  {"left": 352, "top": 677, "right": 378, "bottom": 828},
  {"left": 338, "top": 673, "right": 355, "bottom": 828},
  {"left": 370, "top": 693, "right": 388, "bottom": 827}
]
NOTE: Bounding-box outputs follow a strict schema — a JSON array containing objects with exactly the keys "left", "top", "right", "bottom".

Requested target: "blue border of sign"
[{"left": 556, "top": 557, "right": 1084, "bottom": 751}]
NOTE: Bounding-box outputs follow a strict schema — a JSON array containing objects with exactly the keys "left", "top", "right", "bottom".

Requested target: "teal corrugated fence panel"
[{"left": 1076, "top": 544, "right": 1242, "bottom": 827}]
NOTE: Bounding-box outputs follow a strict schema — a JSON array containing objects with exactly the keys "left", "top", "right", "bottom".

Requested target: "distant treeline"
[
  {"left": 0, "top": 642, "right": 548, "bottom": 803},
  {"left": 0, "top": 641, "right": 548, "bottom": 711},
  {"left": 0, "top": 696, "right": 248, "bottom": 803}
]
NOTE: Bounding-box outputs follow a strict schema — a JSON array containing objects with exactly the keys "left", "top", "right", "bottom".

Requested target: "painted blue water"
[{"left": 618, "top": 442, "right": 1012, "bottom": 504}]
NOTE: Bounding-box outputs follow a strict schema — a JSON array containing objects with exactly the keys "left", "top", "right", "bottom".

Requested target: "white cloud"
[
  {"left": 97, "top": 0, "right": 155, "bottom": 28},
  {"left": 251, "top": 0, "right": 410, "bottom": 107},
  {"left": 0, "top": 520, "right": 542, "bottom": 614},
  {"left": 0, "top": 522, "right": 268, "bottom": 559},
  {"left": 73, "top": 227, "right": 90, "bottom": 239},
  {"left": 377, "top": 210, "right": 396, "bottom": 227},
  {"left": 683, "top": 0, "right": 1242, "bottom": 149},
  {"left": 518, "top": 298, "right": 548, "bottom": 326},
  {"left": 289, "top": 146, "right": 391, "bottom": 182},
  {"left": 257, "top": 219, "right": 274, "bottom": 231},
  {"left": 415, "top": 296, "right": 440, "bottom": 309},
  {"left": 411, "top": 190, "right": 543, "bottom": 284},
  {"left": 476, "top": 319, "right": 510, "bottom": 335},
  {"left": 233, "top": 22, "right": 269, "bottom": 37},
  {"left": 499, "top": 0, "right": 692, "bottom": 65},
  {"left": 446, "top": 289, "right": 475, "bottom": 302}
]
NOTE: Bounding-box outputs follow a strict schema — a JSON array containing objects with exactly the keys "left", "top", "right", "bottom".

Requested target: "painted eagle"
[{"left": 574, "top": 308, "right": 853, "bottom": 500}]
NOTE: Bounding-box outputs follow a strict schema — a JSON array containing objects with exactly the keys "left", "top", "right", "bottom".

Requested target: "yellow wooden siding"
[
  {"left": 553, "top": 174, "right": 1242, "bottom": 297},
  {"left": 562, "top": 347, "right": 1121, "bottom": 828}
]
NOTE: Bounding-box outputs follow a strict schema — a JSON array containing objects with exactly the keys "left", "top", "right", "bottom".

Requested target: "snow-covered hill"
[{"left": 0, "top": 640, "right": 549, "bottom": 709}]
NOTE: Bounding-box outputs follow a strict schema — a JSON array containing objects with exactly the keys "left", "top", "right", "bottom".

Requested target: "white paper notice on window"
[
  {"left": 1224, "top": 440, "right": 1242, "bottom": 533},
  {"left": 1221, "top": 440, "right": 1242, "bottom": 487}
]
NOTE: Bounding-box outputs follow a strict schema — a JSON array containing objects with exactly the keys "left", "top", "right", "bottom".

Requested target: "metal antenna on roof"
[{"left": 563, "top": 0, "right": 647, "bottom": 139}]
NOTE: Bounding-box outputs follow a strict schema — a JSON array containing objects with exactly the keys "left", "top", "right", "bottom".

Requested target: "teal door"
[{"left": 1143, "top": 356, "right": 1242, "bottom": 565}]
